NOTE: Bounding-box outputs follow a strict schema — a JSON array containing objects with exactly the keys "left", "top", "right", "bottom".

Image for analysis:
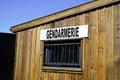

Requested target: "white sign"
[{"left": 40, "top": 25, "right": 88, "bottom": 41}]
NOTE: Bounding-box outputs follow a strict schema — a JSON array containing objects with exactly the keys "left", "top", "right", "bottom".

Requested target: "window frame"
[{"left": 42, "top": 39, "right": 84, "bottom": 73}]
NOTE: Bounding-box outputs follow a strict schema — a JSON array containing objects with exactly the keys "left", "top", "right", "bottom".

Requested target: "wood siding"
[{"left": 13, "top": 2, "right": 120, "bottom": 80}]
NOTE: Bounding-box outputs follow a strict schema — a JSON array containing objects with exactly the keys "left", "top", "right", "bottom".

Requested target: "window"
[{"left": 43, "top": 40, "right": 81, "bottom": 68}]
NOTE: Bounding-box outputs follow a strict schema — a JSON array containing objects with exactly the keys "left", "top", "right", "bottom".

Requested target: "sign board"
[{"left": 40, "top": 25, "right": 88, "bottom": 41}]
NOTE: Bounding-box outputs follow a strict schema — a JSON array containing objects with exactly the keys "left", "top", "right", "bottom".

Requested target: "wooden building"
[
  {"left": 0, "top": 33, "right": 16, "bottom": 80},
  {"left": 11, "top": 0, "right": 120, "bottom": 80}
]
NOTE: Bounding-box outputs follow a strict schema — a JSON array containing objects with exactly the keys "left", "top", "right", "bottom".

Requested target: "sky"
[{"left": 0, "top": 0, "right": 92, "bottom": 33}]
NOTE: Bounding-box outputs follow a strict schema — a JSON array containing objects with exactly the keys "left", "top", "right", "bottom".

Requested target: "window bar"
[
  {"left": 53, "top": 45, "right": 55, "bottom": 64},
  {"left": 77, "top": 44, "right": 80, "bottom": 65},
  {"left": 52, "top": 45, "right": 55, "bottom": 65},
  {"left": 45, "top": 46, "right": 48, "bottom": 64},
  {"left": 75, "top": 44, "right": 78, "bottom": 65},
  {"left": 47, "top": 46, "right": 50, "bottom": 65},
  {"left": 68, "top": 44, "right": 71, "bottom": 64},
  {"left": 79, "top": 45, "right": 81, "bottom": 66},
  {"left": 76, "top": 44, "right": 79, "bottom": 64},
  {"left": 64, "top": 44, "right": 66, "bottom": 64},
  {"left": 72, "top": 44, "right": 74, "bottom": 64},
  {"left": 45, "top": 45, "right": 47, "bottom": 65},
  {"left": 50, "top": 45, "right": 52, "bottom": 64},
  {"left": 60, "top": 45, "right": 62, "bottom": 65},
  {"left": 57, "top": 45, "right": 59, "bottom": 64},
  {"left": 54, "top": 45, "right": 57, "bottom": 64},
  {"left": 62, "top": 45, "right": 65, "bottom": 64}
]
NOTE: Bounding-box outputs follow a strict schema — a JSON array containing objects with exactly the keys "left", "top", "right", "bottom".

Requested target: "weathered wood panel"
[
  {"left": 91, "top": 10, "right": 99, "bottom": 80},
  {"left": 98, "top": 7, "right": 106, "bottom": 80},
  {"left": 25, "top": 30, "right": 32, "bottom": 80},
  {"left": 14, "top": 32, "right": 20, "bottom": 80},
  {"left": 13, "top": 2, "right": 120, "bottom": 80},
  {"left": 105, "top": 6, "right": 114, "bottom": 80},
  {"left": 17, "top": 32, "right": 23, "bottom": 80},
  {"left": 114, "top": 2, "right": 120, "bottom": 80},
  {"left": 83, "top": 12, "right": 91, "bottom": 80}
]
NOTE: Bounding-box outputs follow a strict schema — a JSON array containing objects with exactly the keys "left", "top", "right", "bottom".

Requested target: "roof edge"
[{"left": 11, "top": 0, "right": 119, "bottom": 32}]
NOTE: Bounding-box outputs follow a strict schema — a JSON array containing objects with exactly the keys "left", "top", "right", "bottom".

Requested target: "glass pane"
[{"left": 44, "top": 40, "right": 81, "bottom": 68}]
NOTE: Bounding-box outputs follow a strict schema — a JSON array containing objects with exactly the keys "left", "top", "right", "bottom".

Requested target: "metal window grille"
[{"left": 43, "top": 40, "right": 81, "bottom": 68}]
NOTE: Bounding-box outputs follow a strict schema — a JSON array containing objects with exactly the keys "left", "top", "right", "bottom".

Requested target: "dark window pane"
[{"left": 43, "top": 40, "right": 81, "bottom": 68}]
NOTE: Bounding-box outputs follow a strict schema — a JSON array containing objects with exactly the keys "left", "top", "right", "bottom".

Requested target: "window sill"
[{"left": 42, "top": 66, "right": 82, "bottom": 74}]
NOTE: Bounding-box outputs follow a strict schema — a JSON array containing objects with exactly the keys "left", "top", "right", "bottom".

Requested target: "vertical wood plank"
[
  {"left": 77, "top": 13, "right": 85, "bottom": 80},
  {"left": 49, "top": 72, "right": 53, "bottom": 80},
  {"left": 76, "top": 74, "right": 83, "bottom": 80},
  {"left": 43, "top": 72, "right": 48, "bottom": 80},
  {"left": 105, "top": 6, "right": 114, "bottom": 80},
  {"left": 17, "top": 32, "right": 24, "bottom": 80},
  {"left": 39, "top": 26, "right": 44, "bottom": 80},
  {"left": 14, "top": 32, "right": 20, "bottom": 80},
  {"left": 91, "top": 10, "right": 99, "bottom": 80},
  {"left": 59, "top": 73, "right": 65, "bottom": 80},
  {"left": 34, "top": 27, "right": 40, "bottom": 80},
  {"left": 84, "top": 12, "right": 91, "bottom": 80},
  {"left": 65, "top": 74, "right": 71, "bottom": 80},
  {"left": 79, "top": 14, "right": 85, "bottom": 25},
  {"left": 55, "top": 21, "right": 59, "bottom": 28},
  {"left": 22, "top": 31, "right": 28, "bottom": 80},
  {"left": 98, "top": 8, "right": 106, "bottom": 80},
  {"left": 72, "top": 16, "right": 76, "bottom": 26},
  {"left": 54, "top": 73, "right": 58, "bottom": 80},
  {"left": 30, "top": 28, "right": 37, "bottom": 80},
  {"left": 89, "top": 11, "right": 94, "bottom": 80},
  {"left": 71, "top": 74, "right": 76, "bottom": 80},
  {"left": 114, "top": 3, "right": 120, "bottom": 80},
  {"left": 25, "top": 29, "right": 32, "bottom": 80}
]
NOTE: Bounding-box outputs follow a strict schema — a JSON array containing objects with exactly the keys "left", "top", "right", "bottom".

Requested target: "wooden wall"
[{"left": 13, "top": 2, "right": 120, "bottom": 80}]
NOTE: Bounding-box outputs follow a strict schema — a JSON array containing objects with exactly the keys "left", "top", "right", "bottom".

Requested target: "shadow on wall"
[
  {"left": 0, "top": 33, "right": 16, "bottom": 80},
  {"left": 116, "top": 54, "right": 120, "bottom": 80}
]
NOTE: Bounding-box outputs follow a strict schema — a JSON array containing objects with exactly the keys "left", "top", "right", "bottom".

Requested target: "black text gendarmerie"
[{"left": 46, "top": 27, "right": 79, "bottom": 39}]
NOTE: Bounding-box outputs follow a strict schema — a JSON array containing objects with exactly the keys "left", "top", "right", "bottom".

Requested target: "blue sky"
[{"left": 0, "top": 0, "right": 92, "bottom": 33}]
